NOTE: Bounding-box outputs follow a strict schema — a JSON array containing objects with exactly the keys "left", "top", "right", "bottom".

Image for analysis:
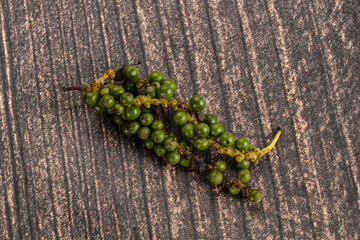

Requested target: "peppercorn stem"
[{"left": 259, "top": 127, "right": 282, "bottom": 157}]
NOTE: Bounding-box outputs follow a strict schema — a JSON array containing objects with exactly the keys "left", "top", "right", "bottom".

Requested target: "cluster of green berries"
[{"left": 80, "top": 65, "right": 263, "bottom": 203}]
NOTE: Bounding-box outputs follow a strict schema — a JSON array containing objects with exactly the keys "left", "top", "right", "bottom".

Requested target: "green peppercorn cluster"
[{"left": 66, "top": 64, "right": 281, "bottom": 204}]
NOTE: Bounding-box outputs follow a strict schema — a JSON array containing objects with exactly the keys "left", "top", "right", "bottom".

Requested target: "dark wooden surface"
[{"left": 0, "top": 0, "right": 359, "bottom": 239}]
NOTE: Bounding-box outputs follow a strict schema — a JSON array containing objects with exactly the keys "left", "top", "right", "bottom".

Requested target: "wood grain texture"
[{"left": 0, "top": 0, "right": 359, "bottom": 239}]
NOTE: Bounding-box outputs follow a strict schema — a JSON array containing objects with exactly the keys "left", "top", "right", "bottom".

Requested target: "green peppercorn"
[
  {"left": 179, "top": 157, "right": 191, "bottom": 167},
  {"left": 194, "top": 138, "right": 210, "bottom": 151},
  {"left": 173, "top": 111, "right": 188, "bottom": 125},
  {"left": 144, "top": 140, "right": 155, "bottom": 149},
  {"left": 248, "top": 189, "right": 262, "bottom": 203},
  {"left": 106, "top": 108, "right": 115, "bottom": 114},
  {"left": 120, "top": 92, "right": 134, "bottom": 105},
  {"left": 125, "top": 105, "right": 141, "bottom": 121},
  {"left": 204, "top": 114, "right": 217, "bottom": 125},
  {"left": 139, "top": 112, "right": 154, "bottom": 126},
  {"left": 110, "top": 85, "right": 125, "bottom": 99},
  {"left": 127, "top": 121, "right": 140, "bottom": 135},
  {"left": 190, "top": 94, "right": 206, "bottom": 112},
  {"left": 114, "top": 70, "right": 125, "bottom": 82},
  {"left": 114, "top": 115, "right": 124, "bottom": 126},
  {"left": 214, "top": 160, "right": 226, "bottom": 172},
  {"left": 99, "top": 86, "right": 110, "bottom": 96},
  {"left": 237, "top": 169, "right": 251, "bottom": 183},
  {"left": 137, "top": 127, "right": 151, "bottom": 140},
  {"left": 181, "top": 123, "right": 195, "bottom": 139},
  {"left": 153, "top": 144, "right": 167, "bottom": 157},
  {"left": 100, "top": 95, "right": 115, "bottom": 109},
  {"left": 163, "top": 138, "right": 178, "bottom": 151},
  {"left": 161, "top": 79, "right": 176, "bottom": 92},
  {"left": 179, "top": 140, "right": 193, "bottom": 151},
  {"left": 151, "top": 129, "right": 166, "bottom": 144},
  {"left": 122, "top": 123, "right": 132, "bottom": 136},
  {"left": 168, "top": 131, "right": 181, "bottom": 142},
  {"left": 208, "top": 170, "right": 223, "bottom": 186},
  {"left": 158, "top": 84, "right": 173, "bottom": 99},
  {"left": 151, "top": 120, "right": 164, "bottom": 130},
  {"left": 167, "top": 151, "right": 181, "bottom": 165},
  {"left": 149, "top": 71, "right": 164, "bottom": 83},
  {"left": 237, "top": 159, "right": 250, "bottom": 169},
  {"left": 229, "top": 185, "right": 241, "bottom": 195},
  {"left": 122, "top": 80, "right": 137, "bottom": 94},
  {"left": 235, "top": 137, "right": 252, "bottom": 151},
  {"left": 144, "top": 85, "right": 158, "bottom": 98},
  {"left": 219, "top": 132, "right": 235, "bottom": 147},
  {"left": 210, "top": 123, "right": 224, "bottom": 138},
  {"left": 195, "top": 123, "right": 210, "bottom": 137},
  {"left": 152, "top": 82, "right": 161, "bottom": 88},
  {"left": 113, "top": 103, "right": 125, "bottom": 115},
  {"left": 94, "top": 105, "right": 105, "bottom": 113},
  {"left": 122, "top": 65, "right": 139, "bottom": 82},
  {"left": 83, "top": 92, "right": 99, "bottom": 106}
]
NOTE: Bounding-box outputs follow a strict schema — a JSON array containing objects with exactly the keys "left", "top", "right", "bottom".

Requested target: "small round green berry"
[
  {"left": 83, "top": 92, "right": 99, "bottom": 106},
  {"left": 248, "top": 189, "right": 262, "bottom": 203},
  {"left": 99, "top": 86, "right": 110, "bottom": 96},
  {"left": 179, "top": 157, "right": 191, "bottom": 167},
  {"left": 214, "top": 160, "right": 226, "bottom": 172},
  {"left": 125, "top": 105, "right": 141, "bottom": 121},
  {"left": 152, "top": 81, "right": 161, "bottom": 88},
  {"left": 127, "top": 121, "right": 141, "bottom": 135},
  {"left": 106, "top": 108, "right": 115, "bottom": 114},
  {"left": 122, "top": 122, "right": 140, "bottom": 136},
  {"left": 194, "top": 138, "right": 210, "bottom": 151},
  {"left": 158, "top": 84, "right": 173, "bottom": 99},
  {"left": 149, "top": 71, "right": 164, "bottom": 83},
  {"left": 237, "top": 169, "right": 251, "bottom": 183},
  {"left": 114, "top": 70, "right": 125, "bottom": 82},
  {"left": 190, "top": 94, "right": 206, "bottom": 112},
  {"left": 163, "top": 138, "right": 178, "bottom": 151},
  {"left": 229, "top": 185, "right": 241, "bottom": 195},
  {"left": 120, "top": 92, "right": 134, "bottom": 105},
  {"left": 195, "top": 123, "right": 210, "bottom": 137},
  {"left": 237, "top": 159, "right": 250, "bottom": 170},
  {"left": 122, "top": 66, "right": 139, "bottom": 82},
  {"left": 100, "top": 95, "right": 115, "bottom": 109},
  {"left": 122, "top": 80, "right": 137, "bottom": 94},
  {"left": 153, "top": 144, "right": 167, "bottom": 157},
  {"left": 94, "top": 105, "right": 105, "bottom": 113},
  {"left": 168, "top": 131, "right": 180, "bottom": 142},
  {"left": 161, "top": 79, "right": 176, "bottom": 91},
  {"left": 113, "top": 103, "right": 125, "bottom": 115},
  {"left": 151, "top": 129, "right": 166, "bottom": 144},
  {"left": 235, "top": 137, "right": 252, "bottom": 151},
  {"left": 173, "top": 111, "right": 188, "bottom": 125},
  {"left": 144, "top": 140, "right": 155, "bottom": 149},
  {"left": 181, "top": 123, "right": 195, "bottom": 139},
  {"left": 114, "top": 115, "right": 124, "bottom": 126},
  {"left": 219, "top": 132, "right": 235, "bottom": 147},
  {"left": 139, "top": 112, "right": 154, "bottom": 126},
  {"left": 204, "top": 114, "right": 217, "bottom": 125},
  {"left": 210, "top": 123, "right": 224, "bottom": 138},
  {"left": 151, "top": 120, "right": 164, "bottom": 130},
  {"left": 208, "top": 170, "right": 223, "bottom": 186},
  {"left": 110, "top": 85, "right": 125, "bottom": 99},
  {"left": 179, "top": 140, "right": 193, "bottom": 151},
  {"left": 138, "top": 127, "right": 151, "bottom": 140},
  {"left": 144, "top": 85, "right": 158, "bottom": 98},
  {"left": 167, "top": 151, "right": 181, "bottom": 165}
]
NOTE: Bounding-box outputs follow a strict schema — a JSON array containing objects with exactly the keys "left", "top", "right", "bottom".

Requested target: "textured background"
[{"left": 0, "top": 0, "right": 359, "bottom": 239}]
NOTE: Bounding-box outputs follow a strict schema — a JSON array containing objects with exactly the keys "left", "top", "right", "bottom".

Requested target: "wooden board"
[{"left": 0, "top": 0, "right": 359, "bottom": 239}]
